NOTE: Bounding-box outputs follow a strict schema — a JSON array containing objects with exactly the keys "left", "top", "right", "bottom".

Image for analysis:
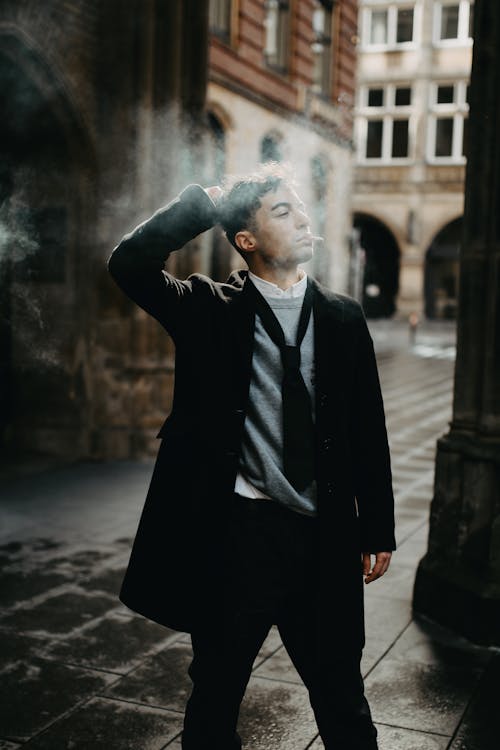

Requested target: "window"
[
  {"left": 437, "top": 85, "right": 454, "bottom": 103},
  {"left": 311, "top": 1, "right": 335, "bottom": 97},
  {"left": 370, "top": 10, "right": 388, "bottom": 44},
  {"left": 396, "top": 8, "right": 414, "bottom": 42},
  {"left": 366, "top": 120, "right": 384, "bottom": 158},
  {"left": 264, "top": 0, "right": 290, "bottom": 72},
  {"left": 395, "top": 87, "right": 411, "bottom": 105},
  {"left": 392, "top": 120, "right": 409, "bottom": 157},
  {"left": 434, "top": 1, "right": 474, "bottom": 45},
  {"left": 368, "top": 88, "right": 384, "bottom": 107},
  {"left": 441, "top": 4, "right": 459, "bottom": 38},
  {"left": 209, "top": 0, "right": 232, "bottom": 40},
  {"left": 363, "top": 4, "right": 418, "bottom": 49},
  {"left": 358, "top": 84, "right": 413, "bottom": 162},
  {"left": 261, "top": 132, "right": 284, "bottom": 163},
  {"left": 428, "top": 81, "right": 469, "bottom": 162}
]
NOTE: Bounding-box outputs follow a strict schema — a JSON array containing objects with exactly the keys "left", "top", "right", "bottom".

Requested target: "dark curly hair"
[{"left": 217, "top": 162, "right": 296, "bottom": 254}]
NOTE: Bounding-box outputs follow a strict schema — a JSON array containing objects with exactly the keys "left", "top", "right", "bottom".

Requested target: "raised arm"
[{"left": 108, "top": 184, "right": 217, "bottom": 336}]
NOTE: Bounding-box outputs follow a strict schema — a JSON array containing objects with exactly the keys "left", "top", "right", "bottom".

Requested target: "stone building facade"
[
  {"left": 352, "top": 0, "right": 473, "bottom": 318},
  {"left": 0, "top": 0, "right": 358, "bottom": 465}
]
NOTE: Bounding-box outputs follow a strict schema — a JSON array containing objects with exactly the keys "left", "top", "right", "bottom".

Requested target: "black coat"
[{"left": 108, "top": 184, "right": 396, "bottom": 651}]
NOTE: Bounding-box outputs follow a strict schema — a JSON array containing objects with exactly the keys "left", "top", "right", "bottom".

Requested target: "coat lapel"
[
  {"left": 311, "top": 277, "right": 345, "bottom": 403},
  {"left": 226, "top": 271, "right": 346, "bottom": 413},
  {"left": 226, "top": 270, "right": 255, "bottom": 408}
]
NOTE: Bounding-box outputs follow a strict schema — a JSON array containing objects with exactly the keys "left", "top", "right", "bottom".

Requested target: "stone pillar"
[{"left": 413, "top": 0, "right": 500, "bottom": 646}]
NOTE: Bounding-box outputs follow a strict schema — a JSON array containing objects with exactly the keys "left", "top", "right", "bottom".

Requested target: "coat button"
[
  {"left": 319, "top": 394, "right": 328, "bottom": 407},
  {"left": 326, "top": 482, "right": 334, "bottom": 495},
  {"left": 323, "top": 437, "right": 333, "bottom": 450}
]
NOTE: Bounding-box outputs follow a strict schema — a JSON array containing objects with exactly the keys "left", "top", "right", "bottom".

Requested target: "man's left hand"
[{"left": 361, "top": 551, "right": 392, "bottom": 583}]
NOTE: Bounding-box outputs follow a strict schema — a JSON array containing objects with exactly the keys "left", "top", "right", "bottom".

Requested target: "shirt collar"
[{"left": 248, "top": 269, "right": 307, "bottom": 299}]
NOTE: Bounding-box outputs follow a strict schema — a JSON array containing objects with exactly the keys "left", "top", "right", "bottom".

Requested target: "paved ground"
[{"left": 1, "top": 320, "right": 499, "bottom": 749}]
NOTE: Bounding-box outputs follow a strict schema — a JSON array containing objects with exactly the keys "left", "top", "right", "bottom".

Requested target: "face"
[{"left": 236, "top": 183, "right": 313, "bottom": 270}]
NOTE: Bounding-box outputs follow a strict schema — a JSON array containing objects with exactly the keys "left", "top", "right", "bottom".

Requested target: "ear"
[{"left": 235, "top": 230, "right": 257, "bottom": 254}]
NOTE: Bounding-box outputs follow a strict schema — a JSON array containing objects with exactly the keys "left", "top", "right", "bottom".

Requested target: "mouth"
[{"left": 297, "top": 234, "right": 313, "bottom": 244}]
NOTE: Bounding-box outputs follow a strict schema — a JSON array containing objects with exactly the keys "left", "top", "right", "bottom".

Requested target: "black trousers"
[{"left": 182, "top": 494, "right": 378, "bottom": 750}]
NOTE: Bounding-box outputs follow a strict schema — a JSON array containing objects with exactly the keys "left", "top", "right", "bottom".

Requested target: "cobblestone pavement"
[{"left": 1, "top": 320, "right": 499, "bottom": 749}]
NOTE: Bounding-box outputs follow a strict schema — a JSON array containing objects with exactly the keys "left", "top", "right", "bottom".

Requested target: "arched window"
[
  {"left": 260, "top": 131, "right": 283, "bottom": 163},
  {"left": 206, "top": 112, "right": 232, "bottom": 281},
  {"left": 207, "top": 112, "right": 226, "bottom": 182}
]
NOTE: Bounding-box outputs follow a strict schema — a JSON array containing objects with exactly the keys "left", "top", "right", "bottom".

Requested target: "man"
[{"left": 108, "top": 163, "right": 396, "bottom": 750}]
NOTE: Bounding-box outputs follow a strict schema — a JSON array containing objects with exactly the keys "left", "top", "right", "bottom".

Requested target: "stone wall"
[{"left": 0, "top": 0, "right": 209, "bottom": 463}]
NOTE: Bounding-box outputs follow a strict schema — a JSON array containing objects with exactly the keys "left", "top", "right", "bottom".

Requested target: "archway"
[
  {"left": 424, "top": 218, "right": 461, "bottom": 319},
  {"left": 353, "top": 213, "right": 400, "bottom": 318},
  {"left": 0, "top": 35, "right": 95, "bottom": 465}
]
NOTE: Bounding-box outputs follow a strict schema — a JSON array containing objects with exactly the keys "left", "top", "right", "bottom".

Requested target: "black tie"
[{"left": 247, "top": 278, "right": 315, "bottom": 492}]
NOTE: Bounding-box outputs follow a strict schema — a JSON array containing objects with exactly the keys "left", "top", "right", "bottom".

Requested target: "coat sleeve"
[
  {"left": 352, "top": 312, "right": 397, "bottom": 553},
  {"left": 107, "top": 184, "right": 217, "bottom": 337}
]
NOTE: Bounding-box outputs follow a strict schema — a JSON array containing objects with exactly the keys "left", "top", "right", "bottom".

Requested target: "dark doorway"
[
  {"left": 0, "top": 42, "right": 91, "bottom": 466},
  {"left": 353, "top": 213, "right": 400, "bottom": 318},
  {"left": 424, "top": 218, "right": 461, "bottom": 319}
]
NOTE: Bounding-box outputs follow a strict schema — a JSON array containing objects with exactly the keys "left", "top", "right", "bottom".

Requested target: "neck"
[{"left": 248, "top": 263, "right": 302, "bottom": 291}]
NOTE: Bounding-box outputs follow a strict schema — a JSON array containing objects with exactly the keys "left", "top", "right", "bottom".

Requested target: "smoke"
[
  {"left": 0, "top": 203, "right": 61, "bottom": 370},
  {"left": 0, "top": 88, "right": 354, "bottom": 376},
  {"left": 13, "top": 291, "right": 61, "bottom": 369},
  {"left": 0, "top": 210, "right": 39, "bottom": 266}
]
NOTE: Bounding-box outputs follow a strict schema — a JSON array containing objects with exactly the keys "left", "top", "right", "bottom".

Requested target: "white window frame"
[
  {"left": 427, "top": 80, "right": 469, "bottom": 164},
  {"left": 360, "top": 3, "right": 421, "bottom": 51},
  {"left": 357, "top": 83, "right": 415, "bottom": 164},
  {"left": 433, "top": 1, "right": 473, "bottom": 47}
]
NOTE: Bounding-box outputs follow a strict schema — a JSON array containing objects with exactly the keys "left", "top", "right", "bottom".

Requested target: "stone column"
[{"left": 413, "top": 0, "right": 500, "bottom": 646}]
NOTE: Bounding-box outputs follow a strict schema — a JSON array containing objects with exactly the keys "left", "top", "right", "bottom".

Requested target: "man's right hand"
[{"left": 204, "top": 186, "right": 223, "bottom": 205}]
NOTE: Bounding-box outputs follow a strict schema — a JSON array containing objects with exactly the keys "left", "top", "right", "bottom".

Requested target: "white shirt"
[{"left": 247, "top": 268, "right": 307, "bottom": 298}]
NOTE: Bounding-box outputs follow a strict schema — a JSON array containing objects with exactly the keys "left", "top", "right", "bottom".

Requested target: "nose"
[{"left": 295, "top": 207, "right": 310, "bottom": 228}]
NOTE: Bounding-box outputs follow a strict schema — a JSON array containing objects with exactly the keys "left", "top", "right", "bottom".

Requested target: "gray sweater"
[{"left": 237, "top": 294, "right": 318, "bottom": 516}]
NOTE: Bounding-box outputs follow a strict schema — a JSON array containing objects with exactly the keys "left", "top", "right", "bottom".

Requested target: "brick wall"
[
  {"left": 209, "top": 0, "right": 358, "bottom": 116},
  {"left": 335, "top": 0, "right": 358, "bottom": 106}
]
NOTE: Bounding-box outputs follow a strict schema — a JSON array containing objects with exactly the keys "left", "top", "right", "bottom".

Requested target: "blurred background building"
[
  {"left": 352, "top": 0, "right": 473, "bottom": 319},
  {"left": 201, "top": 0, "right": 358, "bottom": 294},
  {"left": 0, "top": 0, "right": 359, "bottom": 465}
]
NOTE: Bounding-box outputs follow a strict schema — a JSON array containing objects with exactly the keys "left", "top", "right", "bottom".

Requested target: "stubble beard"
[{"left": 260, "top": 243, "right": 313, "bottom": 270}]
